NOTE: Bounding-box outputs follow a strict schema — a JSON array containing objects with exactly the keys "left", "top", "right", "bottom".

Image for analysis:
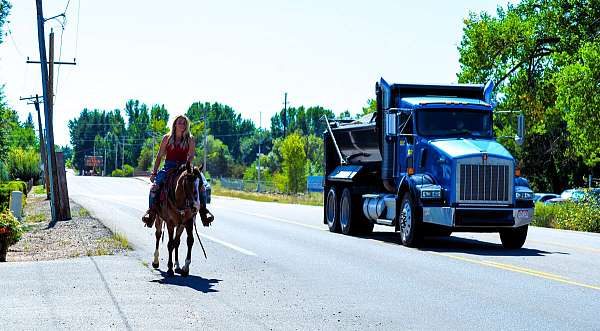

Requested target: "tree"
[
  {"left": 457, "top": 0, "right": 600, "bottom": 192},
  {"left": 0, "top": 1, "right": 10, "bottom": 45},
  {"left": 361, "top": 99, "right": 377, "bottom": 116},
  {"left": 124, "top": 99, "right": 150, "bottom": 168},
  {"left": 281, "top": 133, "right": 306, "bottom": 193}
]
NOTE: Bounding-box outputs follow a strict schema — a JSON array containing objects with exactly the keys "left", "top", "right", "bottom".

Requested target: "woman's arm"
[{"left": 151, "top": 135, "right": 169, "bottom": 179}]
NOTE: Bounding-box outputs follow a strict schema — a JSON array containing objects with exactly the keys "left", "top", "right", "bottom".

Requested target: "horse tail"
[{"left": 194, "top": 218, "right": 208, "bottom": 259}]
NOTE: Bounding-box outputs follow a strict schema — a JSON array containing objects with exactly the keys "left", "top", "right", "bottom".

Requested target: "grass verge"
[
  {"left": 212, "top": 186, "right": 323, "bottom": 206},
  {"left": 32, "top": 185, "right": 46, "bottom": 195}
]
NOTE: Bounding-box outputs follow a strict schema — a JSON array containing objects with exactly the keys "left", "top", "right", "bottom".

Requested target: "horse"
[{"left": 151, "top": 161, "right": 210, "bottom": 277}]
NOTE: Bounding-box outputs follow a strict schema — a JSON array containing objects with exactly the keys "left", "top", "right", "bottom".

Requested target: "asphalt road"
[{"left": 53, "top": 174, "right": 600, "bottom": 329}]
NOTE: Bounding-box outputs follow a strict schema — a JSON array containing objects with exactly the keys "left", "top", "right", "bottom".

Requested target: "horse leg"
[
  {"left": 180, "top": 220, "right": 194, "bottom": 277},
  {"left": 166, "top": 225, "right": 175, "bottom": 277},
  {"left": 174, "top": 224, "right": 186, "bottom": 275},
  {"left": 152, "top": 217, "right": 162, "bottom": 268}
]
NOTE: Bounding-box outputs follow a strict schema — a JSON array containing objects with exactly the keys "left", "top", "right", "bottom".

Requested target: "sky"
[{"left": 0, "top": 0, "right": 510, "bottom": 146}]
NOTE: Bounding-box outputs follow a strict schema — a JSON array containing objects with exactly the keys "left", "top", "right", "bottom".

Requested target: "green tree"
[
  {"left": 361, "top": 99, "right": 377, "bottom": 116},
  {"left": 281, "top": 133, "right": 306, "bottom": 193},
  {"left": 457, "top": 0, "right": 600, "bottom": 192},
  {"left": 0, "top": 1, "right": 10, "bottom": 45},
  {"left": 555, "top": 42, "right": 600, "bottom": 167}
]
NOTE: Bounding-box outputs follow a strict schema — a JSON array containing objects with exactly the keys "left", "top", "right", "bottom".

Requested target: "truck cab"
[{"left": 323, "top": 78, "right": 534, "bottom": 249}]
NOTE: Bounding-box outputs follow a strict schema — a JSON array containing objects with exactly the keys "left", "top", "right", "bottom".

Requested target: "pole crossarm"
[{"left": 27, "top": 58, "right": 76, "bottom": 65}]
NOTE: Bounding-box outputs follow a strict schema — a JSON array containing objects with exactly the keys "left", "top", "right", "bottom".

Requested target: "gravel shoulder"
[{"left": 6, "top": 192, "right": 130, "bottom": 262}]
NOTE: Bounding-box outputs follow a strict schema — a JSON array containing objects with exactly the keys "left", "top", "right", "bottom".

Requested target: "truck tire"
[
  {"left": 326, "top": 187, "right": 340, "bottom": 233},
  {"left": 399, "top": 192, "right": 423, "bottom": 247},
  {"left": 499, "top": 225, "right": 528, "bottom": 249},
  {"left": 340, "top": 188, "right": 358, "bottom": 235}
]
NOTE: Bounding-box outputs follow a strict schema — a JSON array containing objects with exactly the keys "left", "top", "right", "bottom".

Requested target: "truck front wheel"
[
  {"left": 326, "top": 187, "right": 340, "bottom": 233},
  {"left": 499, "top": 225, "right": 528, "bottom": 249},
  {"left": 399, "top": 192, "right": 423, "bottom": 247}
]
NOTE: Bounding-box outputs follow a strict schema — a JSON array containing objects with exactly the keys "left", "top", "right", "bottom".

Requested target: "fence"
[{"left": 219, "top": 176, "right": 324, "bottom": 194}]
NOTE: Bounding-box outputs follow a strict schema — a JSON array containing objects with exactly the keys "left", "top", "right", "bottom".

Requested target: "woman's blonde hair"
[{"left": 168, "top": 115, "right": 193, "bottom": 149}]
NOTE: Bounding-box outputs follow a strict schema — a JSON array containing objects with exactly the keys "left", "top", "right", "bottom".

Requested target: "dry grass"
[{"left": 212, "top": 186, "right": 323, "bottom": 206}]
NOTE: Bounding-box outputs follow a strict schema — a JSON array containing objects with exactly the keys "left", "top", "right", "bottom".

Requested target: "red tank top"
[{"left": 166, "top": 142, "right": 188, "bottom": 162}]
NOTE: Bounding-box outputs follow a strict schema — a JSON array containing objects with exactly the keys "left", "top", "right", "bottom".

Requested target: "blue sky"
[{"left": 0, "top": 0, "right": 509, "bottom": 146}]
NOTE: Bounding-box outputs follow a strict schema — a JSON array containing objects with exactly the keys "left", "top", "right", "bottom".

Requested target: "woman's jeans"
[{"left": 148, "top": 161, "right": 207, "bottom": 209}]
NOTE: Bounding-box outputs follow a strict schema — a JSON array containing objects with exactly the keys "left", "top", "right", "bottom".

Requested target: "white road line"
[
  {"left": 199, "top": 233, "right": 257, "bottom": 256},
  {"left": 212, "top": 206, "right": 324, "bottom": 231}
]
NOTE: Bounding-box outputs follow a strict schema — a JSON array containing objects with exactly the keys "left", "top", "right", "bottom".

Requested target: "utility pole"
[
  {"left": 114, "top": 139, "right": 118, "bottom": 171},
  {"left": 20, "top": 94, "right": 49, "bottom": 198},
  {"left": 257, "top": 112, "right": 261, "bottom": 193},
  {"left": 283, "top": 92, "right": 288, "bottom": 138},
  {"left": 203, "top": 103, "right": 208, "bottom": 172},
  {"left": 121, "top": 135, "right": 125, "bottom": 168},
  {"left": 34, "top": 0, "right": 57, "bottom": 223}
]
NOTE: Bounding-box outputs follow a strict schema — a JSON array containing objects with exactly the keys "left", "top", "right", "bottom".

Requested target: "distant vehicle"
[
  {"left": 545, "top": 197, "right": 567, "bottom": 204},
  {"left": 534, "top": 193, "right": 559, "bottom": 203},
  {"left": 561, "top": 189, "right": 585, "bottom": 201}
]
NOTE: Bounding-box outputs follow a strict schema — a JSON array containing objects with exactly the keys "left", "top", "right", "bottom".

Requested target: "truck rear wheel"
[
  {"left": 340, "top": 188, "right": 356, "bottom": 235},
  {"left": 399, "top": 192, "right": 423, "bottom": 247},
  {"left": 326, "top": 187, "right": 340, "bottom": 233},
  {"left": 500, "top": 225, "right": 528, "bottom": 249}
]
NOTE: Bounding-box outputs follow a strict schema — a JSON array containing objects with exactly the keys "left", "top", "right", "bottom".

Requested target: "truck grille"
[{"left": 456, "top": 158, "right": 513, "bottom": 204}]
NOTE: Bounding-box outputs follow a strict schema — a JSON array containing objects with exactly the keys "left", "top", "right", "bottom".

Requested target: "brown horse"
[{"left": 152, "top": 161, "right": 207, "bottom": 277}]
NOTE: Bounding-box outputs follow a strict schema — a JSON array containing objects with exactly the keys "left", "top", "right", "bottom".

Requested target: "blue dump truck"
[{"left": 323, "top": 78, "right": 534, "bottom": 248}]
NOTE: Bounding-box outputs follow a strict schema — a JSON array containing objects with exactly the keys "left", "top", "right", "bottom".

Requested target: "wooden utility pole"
[
  {"left": 19, "top": 94, "right": 49, "bottom": 199},
  {"left": 33, "top": 1, "right": 75, "bottom": 222},
  {"left": 283, "top": 92, "right": 288, "bottom": 138},
  {"left": 35, "top": 0, "right": 58, "bottom": 223},
  {"left": 203, "top": 103, "right": 208, "bottom": 172},
  {"left": 48, "top": 29, "right": 71, "bottom": 220}
]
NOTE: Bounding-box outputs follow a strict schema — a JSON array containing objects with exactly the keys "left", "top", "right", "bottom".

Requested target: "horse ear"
[
  {"left": 186, "top": 161, "right": 191, "bottom": 173},
  {"left": 193, "top": 168, "right": 201, "bottom": 177},
  {"left": 198, "top": 163, "right": 204, "bottom": 172}
]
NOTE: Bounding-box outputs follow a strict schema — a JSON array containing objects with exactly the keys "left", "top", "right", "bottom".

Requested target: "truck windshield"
[{"left": 417, "top": 109, "right": 492, "bottom": 137}]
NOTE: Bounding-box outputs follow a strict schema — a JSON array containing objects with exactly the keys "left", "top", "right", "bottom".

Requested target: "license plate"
[{"left": 517, "top": 210, "right": 529, "bottom": 218}]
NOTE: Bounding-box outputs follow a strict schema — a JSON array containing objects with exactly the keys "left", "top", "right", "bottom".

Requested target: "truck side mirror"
[{"left": 516, "top": 114, "right": 525, "bottom": 146}]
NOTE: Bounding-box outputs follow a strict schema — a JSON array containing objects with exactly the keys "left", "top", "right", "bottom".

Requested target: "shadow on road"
[
  {"left": 151, "top": 272, "right": 222, "bottom": 293},
  {"left": 362, "top": 231, "right": 566, "bottom": 257}
]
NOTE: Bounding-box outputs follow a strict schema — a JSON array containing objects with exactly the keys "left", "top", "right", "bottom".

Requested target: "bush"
[
  {"left": 533, "top": 200, "right": 600, "bottom": 233},
  {"left": 0, "top": 161, "right": 9, "bottom": 182},
  {"left": 123, "top": 164, "right": 134, "bottom": 177},
  {"left": 6, "top": 147, "right": 41, "bottom": 183},
  {"left": 111, "top": 169, "right": 125, "bottom": 177},
  {"left": 0, "top": 210, "right": 24, "bottom": 246},
  {"left": 0, "top": 181, "right": 27, "bottom": 211}
]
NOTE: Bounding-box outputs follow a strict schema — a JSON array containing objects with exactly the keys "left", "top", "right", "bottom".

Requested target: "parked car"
[
  {"left": 534, "top": 193, "right": 559, "bottom": 203},
  {"left": 545, "top": 197, "right": 567, "bottom": 204},
  {"left": 561, "top": 189, "right": 585, "bottom": 201}
]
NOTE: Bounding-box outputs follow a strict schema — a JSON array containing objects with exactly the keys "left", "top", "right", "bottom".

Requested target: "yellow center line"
[
  {"left": 211, "top": 206, "right": 325, "bottom": 231},
  {"left": 528, "top": 239, "right": 600, "bottom": 254},
  {"left": 431, "top": 252, "right": 600, "bottom": 291}
]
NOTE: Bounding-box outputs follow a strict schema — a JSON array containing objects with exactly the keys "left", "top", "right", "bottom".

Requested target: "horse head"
[{"left": 174, "top": 161, "right": 204, "bottom": 215}]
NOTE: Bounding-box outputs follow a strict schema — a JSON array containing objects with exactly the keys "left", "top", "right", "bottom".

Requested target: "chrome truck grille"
[{"left": 456, "top": 157, "right": 513, "bottom": 204}]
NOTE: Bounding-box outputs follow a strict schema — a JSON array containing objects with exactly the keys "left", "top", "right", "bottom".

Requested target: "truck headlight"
[
  {"left": 515, "top": 191, "right": 534, "bottom": 200},
  {"left": 420, "top": 188, "right": 442, "bottom": 200}
]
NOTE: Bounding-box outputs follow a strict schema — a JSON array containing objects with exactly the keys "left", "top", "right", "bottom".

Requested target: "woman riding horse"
[{"left": 142, "top": 115, "right": 209, "bottom": 227}]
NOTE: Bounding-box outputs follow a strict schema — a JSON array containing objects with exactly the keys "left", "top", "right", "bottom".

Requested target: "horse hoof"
[
  {"left": 180, "top": 270, "right": 189, "bottom": 277},
  {"left": 152, "top": 262, "right": 159, "bottom": 269},
  {"left": 175, "top": 267, "right": 183, "bottom": 274},
  {"left": 166, "top": 269, "right": 174, "bottom": 277}
]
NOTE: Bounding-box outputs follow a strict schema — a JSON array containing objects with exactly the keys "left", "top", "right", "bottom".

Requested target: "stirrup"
[{"left": 199, "top": 207, "right": 214, "bottom": 227}]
